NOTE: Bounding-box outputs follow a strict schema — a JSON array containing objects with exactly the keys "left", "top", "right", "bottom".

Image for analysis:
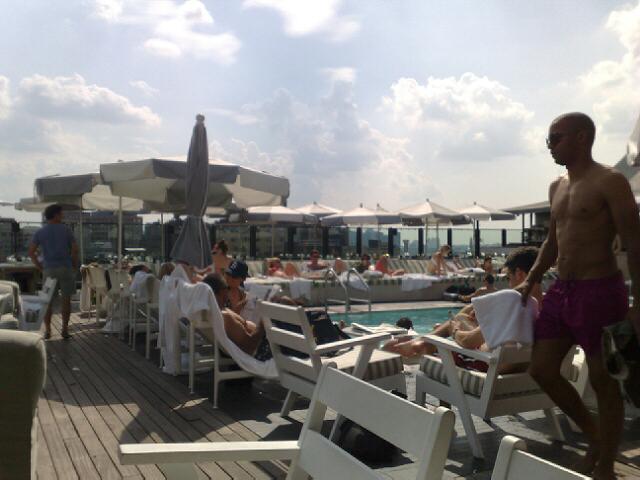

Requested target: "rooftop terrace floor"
[{"left": 37, "top": 309, "right": 640, "bottom": 479}]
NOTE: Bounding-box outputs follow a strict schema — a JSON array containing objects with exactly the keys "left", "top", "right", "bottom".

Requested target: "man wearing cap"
[{"left": 224, "top": 260, "right": 250, "bottom": 316}]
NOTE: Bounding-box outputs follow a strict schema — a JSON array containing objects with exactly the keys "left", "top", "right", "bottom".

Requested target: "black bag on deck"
[
  {"left": 336, "top": 390, "right": 406, "bottom": 463},
  {"left": 272, "top": 310, "right": 349, "bottom": 358}
]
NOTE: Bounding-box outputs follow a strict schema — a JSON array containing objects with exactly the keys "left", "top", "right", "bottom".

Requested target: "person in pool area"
[
  {"left": 427, "top": 245, "right": 451, "bottom": 275},
  {"left": 459, "top": 273, "right": 496, "bottom": 302},
  {"left": 477, "top": 255, "right": 494, "bottom": 274},
  {"left": 210, "top": 240, "right": 233, "bottom": 275},
  {"left": 383, "top": 247, "right": 540, "bottom": 364},
  {"left": 224, "top": 260, "right": 251, "bottom": 316},
  {"left": 375, "top": 254, "right": 405, "bottom": 276},
  {"left": 354, "top": 253, "right": 372, "bottom": 273},
  {"left": 517, "top": 112, "right": 640, "bottom": 479},
  {"left": 305, "top": 249, "right": 328, "bottom": 271}
]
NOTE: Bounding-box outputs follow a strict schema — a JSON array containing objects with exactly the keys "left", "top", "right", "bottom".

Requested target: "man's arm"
[
  {"left": 602, "top": 172, "right": 640, "bottom": 339},
  {"left": 28, "top": 242, "right": 43, "bottom": 271}
]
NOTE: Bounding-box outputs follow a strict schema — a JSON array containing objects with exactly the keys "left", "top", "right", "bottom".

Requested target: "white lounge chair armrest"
[
  {"left": 21, "top": 296, "right": 49, "bottom": 306},
  {"left": 119, "top": 441, "right": 300, "bottom": 465},
  {"left": 422, "top": 335, "right": 497, "bottom": 363},
  {"left": 313, "top": 332, "right": 392, "bottom": 355}
]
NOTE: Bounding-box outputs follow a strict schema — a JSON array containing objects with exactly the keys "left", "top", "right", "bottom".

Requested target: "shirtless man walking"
[{"left": 520, "top": 112, "right": 640, "bottom": 479}]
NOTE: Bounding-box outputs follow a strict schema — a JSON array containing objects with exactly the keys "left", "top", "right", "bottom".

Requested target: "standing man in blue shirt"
[{"left": 28, "top": 204, "right": 79, "bottom": 339}]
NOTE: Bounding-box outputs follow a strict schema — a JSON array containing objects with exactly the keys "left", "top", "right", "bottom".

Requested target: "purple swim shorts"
[{"left": 535, "top": 272, "right": 629, "bottom": 356}]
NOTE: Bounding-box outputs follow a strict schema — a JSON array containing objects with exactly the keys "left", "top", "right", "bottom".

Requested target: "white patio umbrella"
[
  {"left": 320, "top": 203, "right": 400, "bottom": 227},
  {"left": 100, "top": 157, "right": 289, "bottom": 213},
  {"left": 459, "top": 202, "right": 515, "bottom": 257},
  {"left": 295, "top": 201, "right": 341, "bottom": 218},
  {"left": 399, "top": 199, "right": 470, "bottom": 254},
  {"left": 169, "top": 115, "right": 212, "bottom": 269},
  {"left": 246, "top": 206, "right": 317, "bottom": 256}
]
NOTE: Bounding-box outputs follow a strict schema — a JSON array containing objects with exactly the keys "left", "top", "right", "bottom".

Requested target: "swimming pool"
[{"left": 331, "top": 307, "right": 455, "bottom": 335}]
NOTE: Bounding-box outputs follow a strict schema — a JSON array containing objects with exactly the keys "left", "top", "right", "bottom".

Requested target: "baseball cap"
[{"left": 225, "top": 260, "right": 250, "bottom": 278}]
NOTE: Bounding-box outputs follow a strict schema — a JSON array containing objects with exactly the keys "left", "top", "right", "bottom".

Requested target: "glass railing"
[{"left": 1, "top": 221, "right": 535, "bottom": 262}]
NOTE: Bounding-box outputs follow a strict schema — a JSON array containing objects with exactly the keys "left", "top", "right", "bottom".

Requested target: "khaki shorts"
[{"left": 43, "top": 267, "right": 77, "bottom": 297}]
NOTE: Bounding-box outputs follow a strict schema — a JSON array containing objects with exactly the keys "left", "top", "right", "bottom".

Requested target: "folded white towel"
[
  {"left": 289, "top": 278, "right": 313, "bottom": 300},
  {"left": 471, "top": 289, "right": 538, "bottom": 349},
  {"left": 339, "top": 272, "right": 368, "bottom": 291},
  {"left": 401, "top": 274, "right": 439, "bottom": 292}
]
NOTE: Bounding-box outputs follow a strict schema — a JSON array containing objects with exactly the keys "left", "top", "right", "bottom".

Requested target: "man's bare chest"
[{"left": 551, "top": 181, "right": 608, "bottom": 222}]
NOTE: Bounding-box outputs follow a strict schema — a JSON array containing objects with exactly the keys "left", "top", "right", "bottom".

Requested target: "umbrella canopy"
[
  {"left": 399, "top": 199, "right": 469, "bottom": 225},
  {"left": 169, "top": 115, "right": 213, "bottom": 269},
  {"left": 321, "top": 204, "right": 401, "bottom": 227},
  {"left": 34, "top": 173, "right": 144, "bottom": 212},
  {"left": 627, "top": 112, "right": 640, "bottom": 167},
  {"left": 100, "top": 157, "right": 289, "bottom": 213},
  {"left": 459, "top": 202, "right": 516, "bottom": 221},
  {"left": 295, "top": 201, "right": 340, "bottom": 218}
]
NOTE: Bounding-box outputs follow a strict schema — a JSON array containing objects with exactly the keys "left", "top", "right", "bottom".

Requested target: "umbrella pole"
[
  {"left": 436, "top": 223, "right": 440, "bottom": 250},
  {"left": 79, "top": 212, "right": 84, "bottom": 265},
  {"left": 425, "top": 224, "right": 429, "bottom": 257},
  {"left": 160, "top": 213, "right": 165, "bottom": 261},
  {"left": 117, "top": 196, "right": 123, "bottom": 268}
]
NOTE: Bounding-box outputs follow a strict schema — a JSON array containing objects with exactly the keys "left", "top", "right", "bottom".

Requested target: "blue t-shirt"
[{"left": 32, "top": 223, "right": 75, "bottom": 269}]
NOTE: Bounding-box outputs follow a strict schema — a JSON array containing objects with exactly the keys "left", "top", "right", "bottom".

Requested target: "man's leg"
[
  {"left": 587, "top": 353, "right": 624, "bottom": 480},
  {"left": 529, "top": 338, "right": 600, "bottom": 472},
  {"left": 43, "top": 305, "right": 53, "bottom": 338},
  {"left": 61, "top": 295, "right": 71, "bottom": 336}
]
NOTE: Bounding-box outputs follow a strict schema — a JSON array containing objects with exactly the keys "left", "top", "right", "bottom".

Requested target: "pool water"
[{"left": 331, "top": 307, "right": 455, "bottom": 335}]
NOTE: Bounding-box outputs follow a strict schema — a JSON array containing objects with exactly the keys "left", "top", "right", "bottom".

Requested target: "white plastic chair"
[
  {"left": 86, "top": 265, "right": 109, "bottom": 323},
  {"left": 491, "top": 435, "right": 589, "bottom": 479},
  {"left": 20, "top": 278, "right": 57, "bottom": 332},
  {"left": 258, "top": 300, "right": 406, "bottom": 418},
  {"left": 119, "top": 365, "right": 455, "bottom": 480}
]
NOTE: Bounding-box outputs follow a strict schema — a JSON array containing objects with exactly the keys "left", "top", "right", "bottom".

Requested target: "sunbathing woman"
[
  {"left": 427, "top": 245, "right": 451, "bottom": 275},
  {"left": 375, "top": 254, "right": 405, "bottom": 276},
  {"left": 267, "top": 257, "right": 300, "bottom": 279}
]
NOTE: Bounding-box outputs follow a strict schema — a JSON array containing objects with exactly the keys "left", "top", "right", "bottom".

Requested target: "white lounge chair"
[
  {"left": 415, "top": 335, "right": 574, "bottom": 459},
  {"left": 491, "top": 435, "right": 589, "bottom": 480},
  {"left": 86, "top": 265, "right": 109, "bottom": 323},
  {"left": 119, "top": 365, "right": 455, "bottom": 480},
  {"left": 258, "top": 300, "right": 406, "bottom": 418},
  {"left": 20, "top": 277, "right": 57, "bottom": 332}
]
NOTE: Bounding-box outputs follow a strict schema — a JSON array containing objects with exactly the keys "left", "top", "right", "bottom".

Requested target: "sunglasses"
[{"left": 546, "top": 132, "right": 568, "bottom": 148}]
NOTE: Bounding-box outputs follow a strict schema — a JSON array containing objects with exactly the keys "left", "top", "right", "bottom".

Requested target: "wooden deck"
[{"left": 36, "top": 312, "right": 640, "bottom": 479}]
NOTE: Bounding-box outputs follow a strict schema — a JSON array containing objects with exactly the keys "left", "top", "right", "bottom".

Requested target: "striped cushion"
[
  {"left": 0, "top": 315, "right": 19, "bottom": 330},
  {"left": 420, "top": 355, "right": 486, "bottom": 397},
  {"left": 332, "top": 348, "right": 404, "bottom": 381}
]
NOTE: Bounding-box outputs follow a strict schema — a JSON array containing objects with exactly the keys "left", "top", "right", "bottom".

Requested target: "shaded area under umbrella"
[
  {"left": 246, "top": 206, "right": 317, "bottom": 256},
  {"left": 169, "top": 115, "right": 212, "bottom": 269}
]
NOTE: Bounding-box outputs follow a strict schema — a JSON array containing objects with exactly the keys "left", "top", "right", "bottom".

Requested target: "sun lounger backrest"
[
  {"left": 295, "top": 366, "right": 455, "bottom": 480},
  {"left": 258, "top": 301, "right": 322, "bottom": 380},
  {"left": 87, "top": 265, "right": 108, "bottom": 290},
  {"left": 491, "top": 435, "right": 589, "bottom": 480}
]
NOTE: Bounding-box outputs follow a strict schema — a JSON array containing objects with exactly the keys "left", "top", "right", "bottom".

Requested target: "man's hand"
[
  {"left": 628, "top": 305, "right": 640, "bottom": 343},
  {"left": 514, "top": 280, "right": 533, "bottom": 306}
]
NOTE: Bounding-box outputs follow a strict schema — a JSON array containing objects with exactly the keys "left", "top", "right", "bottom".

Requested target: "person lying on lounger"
[
  {"left": 426, "top": 245, "right": 452, "bottom": 275},
  {"left": 375, "top": 254, "right": 405, "bottom": 276},
  {"left": 384, "top": 247, "right": 541, "bottom": 362},
  {"left": 354, "top": 254, "right": 372, "bottom": 273},
  {"left": 203, "top": 273, "right": 266, "bottom": 356},
  {"left": 267, "top": 257, "right": 300, "bottom": 279}
]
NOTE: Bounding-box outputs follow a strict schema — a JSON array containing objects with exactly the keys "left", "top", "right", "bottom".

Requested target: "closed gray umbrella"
[{"left": 170, "top": 115, "right": 212, "bottom": 269}]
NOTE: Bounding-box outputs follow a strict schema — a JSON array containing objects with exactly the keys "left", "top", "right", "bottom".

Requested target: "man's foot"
[
  {"left": 44, "top": 331, "right": 51, "bottom": 340},
  {"left": 591, "top": 464, "right": 617, "bottom": 480},
  {"left": 572, "top": 446, "right": 599, "bottom": 475},
  {"left": 61, "top": 330, "right": 71, "bottom": 340}
]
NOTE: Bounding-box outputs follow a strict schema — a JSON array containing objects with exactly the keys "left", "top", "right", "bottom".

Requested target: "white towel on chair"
[
  {"left": 130, "top": 271, "right": 151, "bottom": 302},
  {"left": 472, "top": 289, "right": 538, "bottom": 349},
  {"left": 401, "top": 274, "right": 439, "bottom": 292},
  {"left": 289, "top": 278, "right": 313, "bottom": 300}
]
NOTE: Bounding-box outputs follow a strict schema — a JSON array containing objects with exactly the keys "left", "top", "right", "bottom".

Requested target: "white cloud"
[
  {"left": 321, "top": 67, "right": 356, "bottom": 84},
  {"left": 381, "top": 73, "right": 534, "bottom": 160},
  {"left": 578, "top": 1, "right": 640, "bottom": 136},
  {"left": 0, "top": 76, "right": 11, "bottom": 120},
  {"left": 243, "top": 0, "right": 359, "bottom": 42},
  {"left": 208, "top": 108, "right": 259, "bottom": 126},
  {"left": 18, "top": 74, "right": 160, "bottom": 126},
  {"left": 209, "top": 75, "right": 439, "bottom": 208},
  {"left": 92, "top": 0, "right": 241, "bottom": 63},
  {"left": 129, "top": 80, "right": 159, "bottom": 97}
]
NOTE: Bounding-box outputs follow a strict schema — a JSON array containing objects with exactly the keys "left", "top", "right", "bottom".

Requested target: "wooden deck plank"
[
  {"left": 61, "top": 317, "right": 251, "bottom": 480},
  {"left": 37, "top": 392, "right": 79, "bottom": 480},
  {"left": 36, "top": 418, "right": 58, "bottom": 480},
  {"left": 52, "top": 317, "right": 232, "bottom": 480}
]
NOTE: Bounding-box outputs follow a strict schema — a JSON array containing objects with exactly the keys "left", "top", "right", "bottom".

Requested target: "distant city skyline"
[{"left": 1, "top": 0, "right": 639, "bottom": 225}]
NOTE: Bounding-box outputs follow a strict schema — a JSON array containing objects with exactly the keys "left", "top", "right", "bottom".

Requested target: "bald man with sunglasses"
[{"left": 518, "top": 112, "right": 640, "bottom": 479}]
